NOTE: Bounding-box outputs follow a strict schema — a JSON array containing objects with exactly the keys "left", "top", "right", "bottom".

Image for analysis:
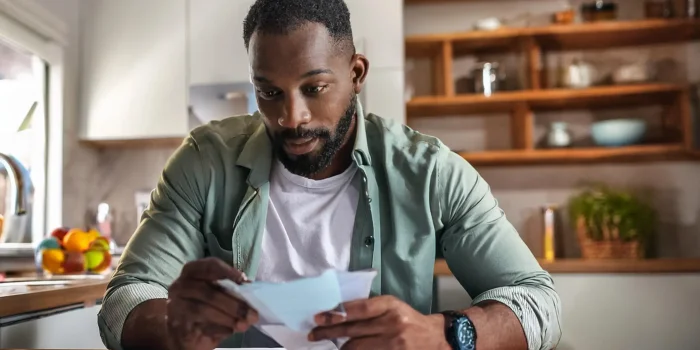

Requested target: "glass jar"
[
  {"left": 546, "top": 122, "right": 573, "bottom": 148},
  {"left": 581, "top": 1, "right": 618, "bottom": 22}
]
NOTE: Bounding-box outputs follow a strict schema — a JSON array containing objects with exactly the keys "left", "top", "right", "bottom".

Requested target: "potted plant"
[{"left": 568, "top": 183, "right": 656, "bottom": 259}]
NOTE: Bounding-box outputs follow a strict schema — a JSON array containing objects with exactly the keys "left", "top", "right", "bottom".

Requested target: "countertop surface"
[
  {"left": 0, "top": 275, "right": 108, "bottom": 318},
  {"left": 3, "top": 257, "right": 699, "bottom": 319}
]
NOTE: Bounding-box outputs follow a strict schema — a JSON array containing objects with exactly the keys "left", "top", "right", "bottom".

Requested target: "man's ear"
[{"left": 351, "top": 54, "right": 369, "bottom": 95}]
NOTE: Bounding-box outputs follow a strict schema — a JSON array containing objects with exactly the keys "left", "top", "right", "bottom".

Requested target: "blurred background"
[{"left": 0, "top": 0, "right": 699, "bottom": 349}]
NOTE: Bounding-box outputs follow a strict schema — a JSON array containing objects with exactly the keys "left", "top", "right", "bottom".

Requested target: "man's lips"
[{"left": 283, "top": 137, "right": 319, "bottom": 156}]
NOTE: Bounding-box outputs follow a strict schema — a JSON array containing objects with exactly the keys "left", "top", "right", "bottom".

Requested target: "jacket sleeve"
[
  {"left": 436, "top": 150, "right": 562, "bottom": 350},
  {"left": 97, "top": 137, "right": 209, "bottom": 350}
]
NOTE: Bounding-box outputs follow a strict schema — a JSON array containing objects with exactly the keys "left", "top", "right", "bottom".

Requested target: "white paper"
[{"left": 217, "top": 269, "right": 377, "bottom": 350}]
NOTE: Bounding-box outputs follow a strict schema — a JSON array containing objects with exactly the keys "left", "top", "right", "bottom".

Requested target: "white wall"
[{"left": 32, "top": 0, "right": 100, "bottom": 231}]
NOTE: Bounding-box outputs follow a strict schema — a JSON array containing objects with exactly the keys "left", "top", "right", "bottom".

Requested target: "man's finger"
[
  {"left": 169, "top": 279, "right": 259, "bottom": 325},
  {"left": 315, "top": 295, "right": 394, "bottom": 325},
  {"left": 309, "top": 314, "right": 391, "bottom": 341},
  {"left": 180, "top": 257, "right": 248, "bottom": 282},
  {"left": 167, "top": 298, "right": 238, "bottom": 332}
]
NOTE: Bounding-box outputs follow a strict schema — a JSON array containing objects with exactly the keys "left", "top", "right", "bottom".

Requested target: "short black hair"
[{"left": 243, "top": 0, "right": 355, "bottom": 55}]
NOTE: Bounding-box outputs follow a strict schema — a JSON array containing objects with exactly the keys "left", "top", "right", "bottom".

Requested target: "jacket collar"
[{"left": 236, "top": 97, "right": 371, "bottom": 188}]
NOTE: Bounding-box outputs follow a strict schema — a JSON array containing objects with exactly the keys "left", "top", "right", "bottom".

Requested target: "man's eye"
[
  {"left": 257, "top": 90, "right": 280, "bottom": 99},
  {"left": 305, "top": 85, "right": 327, "bottom": 94}
]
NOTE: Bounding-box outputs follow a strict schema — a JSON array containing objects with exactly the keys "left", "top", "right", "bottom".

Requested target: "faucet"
[{"left": 0, "top": 153, "right": 28, "bottom": 216}]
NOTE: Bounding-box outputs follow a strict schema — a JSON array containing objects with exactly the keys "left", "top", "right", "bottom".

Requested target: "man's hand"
[
  {"left": 308, "top": 295, "right": 451, "bottom": 350},
  {"left": 166, "top": 257, "right": 259, "bottom": 350}
]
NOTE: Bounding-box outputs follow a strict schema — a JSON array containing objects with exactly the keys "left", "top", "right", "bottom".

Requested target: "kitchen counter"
[{"left": 0, "top": 277, "right": 108, "bottom": 318}]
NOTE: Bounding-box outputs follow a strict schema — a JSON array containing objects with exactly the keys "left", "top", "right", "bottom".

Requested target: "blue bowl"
[{"left": 591, "top": 119, "right": 647, "bottom": 147}]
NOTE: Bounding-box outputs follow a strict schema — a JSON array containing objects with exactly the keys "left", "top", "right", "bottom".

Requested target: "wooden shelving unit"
[
  {"left": 407, "top": 84, "right": 684, "bottom": 116},
  {"left": 458, "top": 144, "right": 689, "bottom": 166},
  {"left": 434, "top": 258, "right": 700, "bottom": 275},
  {"left": 406, "top": 19, "right": 700, "bottom": 56},
  {"left": 405, "top": 19, "right": 700, "bottom": 164},
  {"left": 79, "top": 137, "right": 184, "bottom": 149}
]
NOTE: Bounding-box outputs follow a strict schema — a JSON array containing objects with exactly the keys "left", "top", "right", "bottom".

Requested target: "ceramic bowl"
[{"left": 591, "top": 118, "right": 647, "bottom": 147}]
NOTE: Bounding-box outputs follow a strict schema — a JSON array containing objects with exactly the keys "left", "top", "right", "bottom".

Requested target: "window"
[
  {"left": 0, "top": 37, "right": 47, "bottom": 244},
  {"left": 0, "top": 7, "right": 64, "bottom": 252}
]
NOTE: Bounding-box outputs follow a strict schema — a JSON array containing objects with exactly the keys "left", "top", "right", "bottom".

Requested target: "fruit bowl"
[{"left": 35, "top": 227, "right": 112, "bottom": 275}]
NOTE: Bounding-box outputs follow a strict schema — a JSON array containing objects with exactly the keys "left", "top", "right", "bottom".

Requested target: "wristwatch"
[{"left": 441, "top": 310, "right": 477, "bottom": 350}]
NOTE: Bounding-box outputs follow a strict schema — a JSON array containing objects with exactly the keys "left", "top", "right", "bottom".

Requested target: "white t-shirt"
[{"left": 254, "top": 159, "right": 360, "bottom": 282}]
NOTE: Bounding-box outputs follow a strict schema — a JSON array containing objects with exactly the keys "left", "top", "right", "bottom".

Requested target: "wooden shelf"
[
  {"left": 79, "top": 137, "right": 185, "bottom": 149},
  {"left": 406, "top": 19, "right": 700, "bottom": 57},
  {"left": 407, "top": 84, "right": 684, "bottom": 117},
  {"left": 457, "top": 144, "right": 689, "bottom": 166},
  {"left": 434, "top": 258, "right": 700, "bottom": 275}
]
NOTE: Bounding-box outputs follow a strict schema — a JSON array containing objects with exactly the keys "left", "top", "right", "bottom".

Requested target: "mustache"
[{"left": 275, "top": 127, "right": 331, "bottom": 140}]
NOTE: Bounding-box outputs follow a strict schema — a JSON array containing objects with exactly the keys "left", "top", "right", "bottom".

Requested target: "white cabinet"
[
  {"left": 80, "top": 0, "right": 189, "bottom": 141},
  {"left": 188, "top": 0, "right": 256, "bottom": 86},
  {"left": 0, "top": 306, "right": 104, "bottom": 349}
]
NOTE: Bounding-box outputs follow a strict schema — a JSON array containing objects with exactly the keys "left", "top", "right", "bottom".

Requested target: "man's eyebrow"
[
  {"left": 252, "top": 69, "right": 334, "bottom": 83},
  {"left": 301, "top": 68, "right": 333, "bottom": 78}
]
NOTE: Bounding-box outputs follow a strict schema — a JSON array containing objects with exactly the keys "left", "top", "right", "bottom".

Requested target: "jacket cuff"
[
  {"left": 98, "top": 283, "right": 168, "bottom": 350},
  {"left": 471, "top": 285, "right": 557, "bottom": 350}
]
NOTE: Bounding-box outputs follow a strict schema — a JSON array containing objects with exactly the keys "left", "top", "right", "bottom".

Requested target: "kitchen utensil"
[
  {"left": 561, "top": 58, "right": 597, "bottom": 89},
  {"left": 581, "top": 1, "right": 618, "bottom": 22},
  {"left": 613, "top": 62, "right": 654, "bottom": 84},
  {"left": 591, "top": 119, "right": 647, "bottom": 147},
  {"left": 552, "top": 9, "right": 576, "bottom": 24},
  {"left": 472, "top": 62, "right": 505, "bottom": 96},
  {"left": 688, "top": 0, "right": 698, "bottom": 17},
  {"left": 474, "top": 17, "right": 502, "bottom": 31},
  {"left": 546, "top": 122, "right": 573, "bottom": 148}
]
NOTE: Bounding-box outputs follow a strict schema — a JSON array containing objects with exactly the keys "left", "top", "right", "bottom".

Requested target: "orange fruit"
[
  {"left": 62, "top": 229, "right": 92, "bottom": 252},
  {"left": 41, "top": 249, "right": 65, "bottom": 274}
]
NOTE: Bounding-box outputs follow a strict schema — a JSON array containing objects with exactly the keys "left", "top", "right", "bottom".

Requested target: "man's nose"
[{"left": 279, "top": 94, "right": 310, "bottom": 129}]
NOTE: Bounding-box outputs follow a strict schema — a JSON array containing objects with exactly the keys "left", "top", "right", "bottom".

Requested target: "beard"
[{"left": 271, "top": 94, "right": 356, "bottom": 177}]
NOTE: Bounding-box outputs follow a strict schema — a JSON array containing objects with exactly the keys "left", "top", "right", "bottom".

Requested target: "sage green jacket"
[{"left": 97, "top": 102, "right": 561, "bottom": 350}]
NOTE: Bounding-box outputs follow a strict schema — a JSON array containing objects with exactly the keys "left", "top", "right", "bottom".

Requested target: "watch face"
[{"left": 455, "top": 317, "right": 476, "bottom": 350}]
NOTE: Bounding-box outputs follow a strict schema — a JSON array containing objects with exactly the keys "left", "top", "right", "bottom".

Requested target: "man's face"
[{"left": 248, "top": 23, "right": 368, "bottom": 177}]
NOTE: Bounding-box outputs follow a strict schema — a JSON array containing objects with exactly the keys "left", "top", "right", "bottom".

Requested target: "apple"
[
  {"left": 62, "top": 251, "right": 86, "bottom": 273},
  {"left": 50, "top": 227, "right": 70, "bottom": 243},
  {"left": 85, "top": 249, "right": 111, "bottom": 273},
  {"left": 89, "top": 237, "right": 110, "bottom": 251},
  {"left": 36, "top": 237, "right": 61, "bottom": 252}
]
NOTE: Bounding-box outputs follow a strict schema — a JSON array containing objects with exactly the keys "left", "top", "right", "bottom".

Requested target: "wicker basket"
[{"left": 576, "top": 217, "right": 643, "bottom": 259}]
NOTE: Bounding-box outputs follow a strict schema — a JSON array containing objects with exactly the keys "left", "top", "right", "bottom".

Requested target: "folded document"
[{"left": 217, "top": 269, "right": 377, "bottom": 350}]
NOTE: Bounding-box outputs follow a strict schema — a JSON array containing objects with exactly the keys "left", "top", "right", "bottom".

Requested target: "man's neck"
[{"left": 307, "top": 115, "right": 358, "bottom": 181}]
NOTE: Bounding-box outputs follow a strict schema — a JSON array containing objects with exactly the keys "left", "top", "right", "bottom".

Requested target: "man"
[{"left": 98, "top": 0, "right": 562, "bottom": 349}]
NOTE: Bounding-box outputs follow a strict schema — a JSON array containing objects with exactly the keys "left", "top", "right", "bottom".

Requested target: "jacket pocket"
[{"left": 204, "top": 231, "right": 235, "bottom": 266}]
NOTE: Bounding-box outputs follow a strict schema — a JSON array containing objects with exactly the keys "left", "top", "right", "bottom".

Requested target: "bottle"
[{"left": 542, "top": 205, "right": 566, "bottom": 261}]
